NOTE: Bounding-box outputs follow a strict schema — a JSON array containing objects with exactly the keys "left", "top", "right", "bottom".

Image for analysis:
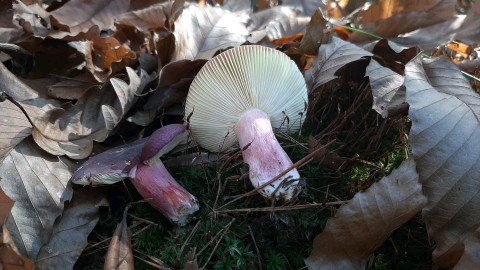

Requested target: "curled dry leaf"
[
  {"left": 0, "top": 0, "right": 26, "bottom": 43},
  {"left": 305, "top": 158, "right": 427, "bottom": 269},
  {"left": 35, "top": 190, "right": 108, "bottom": 270},
  {"left": 116, "top": 2, "right": 170, "bottom": 31},
  {"left": 366, "top": 59, "right": 406, "bottom": 118},
  {"left": 350, "top": 0, "right": 457, "bottom": 42},
  {"left": 129, "top": 59, "right": 207, "bottom": 126},
  {"left": 103, "top": 207, "right": 133, "bottom": 270},
  {"left": 47, "top": 74, "right": 98, "bottom": 100},
  {"left": 394, "top": 1, "right": 480, "bottom": 51},
  {"left": 298, "top": 8, "right": 330, "bottom": 55},
  {"left": 48, "top": 0, "right": 130, "bottom": 38},
  {"left": 0, "top": 138, "right": 76, "bottom": 260},
  {"left": 305, "top": 36, "right": 372, "bottom": 91},
  {"left": 172, "top": 3, "right": 249, "bottom": 60},
  {"left": 12, "top": 1, "right": 51, "bottom": 37},
  {"left": 249, "top": 6, "right": 310, "bottom": 41},
  {"left": 67, "top": 26, "right": 137, "bottom": 82},
  {"left": 0, "top": 99, "right": 32, "bottom": 162},
  {"left": 31, "top": 68, "right": 155, "bottom": 159},
  {"left": 405, "top": 56, "right": 480, "bottom": 268}
]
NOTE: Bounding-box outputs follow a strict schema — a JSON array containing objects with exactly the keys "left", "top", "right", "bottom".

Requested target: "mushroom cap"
[
  {"left": 71, "top": 138, "right": 145, "bottom": 185},
  {"left": 184, "top": 45, "right": 308, "bottom": 152}
]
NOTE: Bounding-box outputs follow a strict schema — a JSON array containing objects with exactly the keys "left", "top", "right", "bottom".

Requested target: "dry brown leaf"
[
  {"left": 67, "top": 26, "right": 137, "bottom": 82},
  {"left": 298, "top": 8, "right": 330, "bottom": 55},
  {"left": 282, "top": 0, "right": 326, "bottom": 16},
  {"left": 49, "top": 0, "right": 130, "bottom": 38},
  {"left": 305, "top": 158, "right": 427, "bottom": 269},
  {"left": 35, "top": 190, "right": 108, "bottom": 269},
  {"left": 305, "top": 36, "right": 372, "bottom": 91},
  {"left": 350, "top": 0, "right": 457, "bottom": 42},
  {"left": 129, "top": 59, "right": 207, "bottom": 126},
  {"left": 116, "top": 2, "right": 171, "bottom": 31},
  {"left": 0, "top": 0, "right": 27, "bottom": 43},
  {"left": 365, "top": 39, "right": 418, "bottom": 74},
  {"left": 47, "top": 74, "right": 98, "bottom": 100},
  {"left": 31, "top": 68, "right": 155, "bottom": 159},
  {"left": 250, "top": 6, "right": 310, "bottom": 41},
  {"left": 366, "top": 59, "right": 406, "bottom": 118},
  {"left": 103, "top": 207, "right": 133, "bottom": 270},
  {"left": 0, "top": 244, "right": 33, "bottom": 270},
  {"left": 0, "top": 138, "right": 76, "bottom": 260},
  {"left": 405, "top": 56, "right": 480, "bottom": 268},
  {"left": 12, "top": 1, "right": 51, "bottom": 37},
  {"left": 0, "top": 99, "right": 32, "bottom": 163},
  {"left": 0, "top": 189, "right": 13, "bottom": 226},
  {"left": 172, "top": 3, "right": 249, "bottom": 60}
]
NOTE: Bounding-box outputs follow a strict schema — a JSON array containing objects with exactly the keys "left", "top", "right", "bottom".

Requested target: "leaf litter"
[{"left": 0, "top": 0, "right": 480, "bottom": 269}]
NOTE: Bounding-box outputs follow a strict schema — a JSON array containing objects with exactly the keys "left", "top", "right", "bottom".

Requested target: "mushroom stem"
[
  {"left": 235, "top": 108, "right": 301, "bottom": 201},
  {"left": 129, "top": 162, "right": 199, "bottom": 226}
]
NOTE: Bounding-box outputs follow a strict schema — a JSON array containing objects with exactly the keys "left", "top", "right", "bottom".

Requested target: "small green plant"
[{"left": 265, "top": 250, "right": 288, "bottom": 270}]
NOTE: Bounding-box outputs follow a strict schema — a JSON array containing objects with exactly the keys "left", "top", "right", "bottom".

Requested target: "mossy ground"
[{"left": 77, "top": 130, "right": 432, "bottom": 270}]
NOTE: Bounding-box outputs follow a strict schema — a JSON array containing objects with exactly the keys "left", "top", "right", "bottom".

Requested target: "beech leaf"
[
  {"left": 0, "top": 99, "right": 32, "bottom": 162},
  {"left": 129, "top": 59, "right": 207, "bottom": 126},
  {"left": 0, "top": 138, "right": 76, "bottom": 260},
  {"left": 31, "top": 68, "right": 155, "bottom": 159},
  {"left": 49, "top": 0, "right": 130, "bottom": 38},
  {"left": 306, "top": 37, "right": 373, "bottom": 91},
  {"left": 35, "top": 190, "right": 107, "bottom": 269},
  {"left": 103, "top": 207, "right": 133, "bottom": 270},
  {"left": 249, "top": 6, "right": 309, "bottom": 41},
  {"left": 366, "top": 59, "right": 406, "bottom": 118},
  {"left": 305, "top": 158, "right": 427, "bottom": 269},
  {"left": 350, "top": 0, "right": 457, "bottom": 42},
  {"left": 405, "top": 55, "right": 480, "bottom": 268},
  {"left": 172, "top": 3, "right": 249, "bottom": 61}
]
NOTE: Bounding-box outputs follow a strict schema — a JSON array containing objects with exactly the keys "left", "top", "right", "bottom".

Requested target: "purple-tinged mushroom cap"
[
  {"left": 184, "top": 45, "right": 308, "bottom": 201},
  {"left": 140, "top": 124, "right": 188, "bottom": 165},
  {"left": 71, "top": 124, "right": 199, "bottom": 226},
  {"left": 71, "top": 138, "right": 146, "bottom": 185}
]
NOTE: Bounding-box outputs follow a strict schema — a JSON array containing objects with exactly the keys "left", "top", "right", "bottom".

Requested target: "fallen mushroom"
[
  {"left": 185, "top": 45, "right": 308, "bottom": 201},
  {"left": 71, "top": 124, "right": 199, "bottom": 226}
]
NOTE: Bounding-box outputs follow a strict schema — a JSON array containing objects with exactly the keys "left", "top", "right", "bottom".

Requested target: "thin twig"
[
  {"left": 249, "top": 226, "right": 262, "bottom": 270},
  {"left": 176, "top": 220, "right": 202, "bottom": 268},
  {"left": 200, "top": 219, "right": 234, "bottom": 269},
  {"left": 215, "top": 201, "right": 348, "bottom": 214}
]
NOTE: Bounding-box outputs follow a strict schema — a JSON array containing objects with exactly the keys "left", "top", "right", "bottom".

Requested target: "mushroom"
[
  {"left": 184, "top": 45, "right": 308, "bottom": 201},
  {"left": 72, "top": 124, "right": 199, "bottom": 226}
]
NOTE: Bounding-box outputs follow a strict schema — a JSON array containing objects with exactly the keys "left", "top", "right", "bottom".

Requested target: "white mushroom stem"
[{"left": 235, "top": 108, "right": 301, "bottom": 201}]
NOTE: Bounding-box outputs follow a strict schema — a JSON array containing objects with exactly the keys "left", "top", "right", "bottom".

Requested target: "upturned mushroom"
[
  {"left": 72, "top": 124, "right": 199, "bottom": 226},
  {"left": 184, "top": 45, "right": 308, "bottom": 201}
]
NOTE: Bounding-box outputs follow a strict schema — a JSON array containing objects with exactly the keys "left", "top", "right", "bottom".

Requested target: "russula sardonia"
[
  {"left": 185, "top": 45, "right": 308, "bottom": 201},
  {"left": 72, "top": 124, "right": 199, "bottom": 226}
]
